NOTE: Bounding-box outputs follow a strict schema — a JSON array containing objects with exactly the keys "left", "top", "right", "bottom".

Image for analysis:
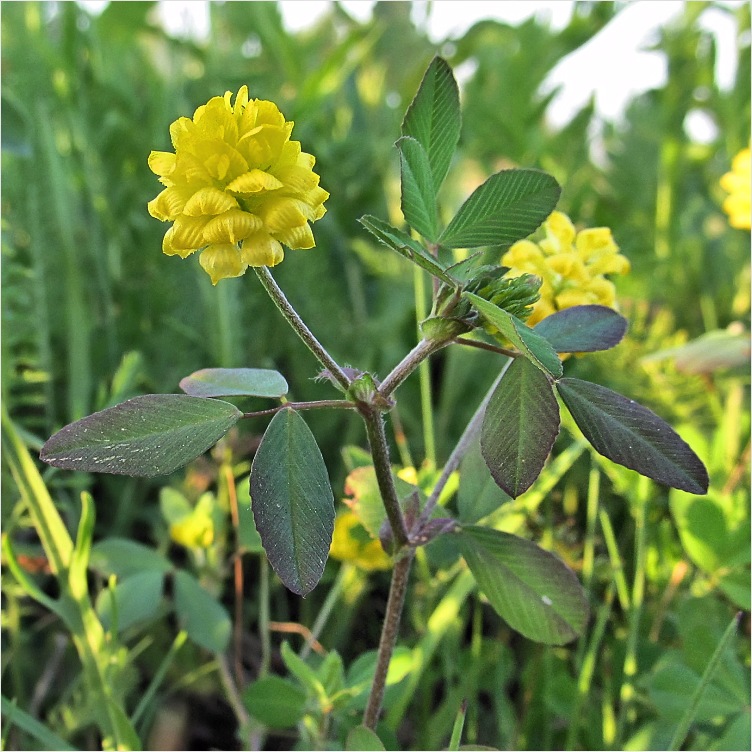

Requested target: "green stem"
[
  {"left": 298, "top": 565, "right": 352, "bottom": 660},
  {"left": 566, "top": 587, "right": 614, "bottom": 751},
  {"left": 414, "top": 266, "right": 436, "bottom": 465},
  {"left": 616, "top": 477, "right": 649, "bottom": 746},
  {"left": 359, "top": 407, "right": 410, "bottom": 549},
  {"left": 131, "top": 631, "right": 188, "bottom": 727},
  {"left": 582, "top": 463, "right": 601, "bottom": 595},
  {"left": 363, "top": 552, "right": 414, "bottom": 729},
  {"left": 254, "top": 266, "right": 351, "bottom": 391},
  {"left": 258, "top": 556, "right": 272, "bottom": 678}
]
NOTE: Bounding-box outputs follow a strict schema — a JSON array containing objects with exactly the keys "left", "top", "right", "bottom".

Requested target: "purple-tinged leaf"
[
  {"left": 40, "top": 395, "right": 242, "bottom": 477},
  {"left": 481, "top": 357, "right": 560, "bottom": 498},
  {"left": 557, "top": 378, "right": 709, "bottom": 494},
  {"left": 534, "top": 305, "right": 627, "bottom": 352},
  {"left": 250, "top": 409, "right": 334, "bottom": 596}
]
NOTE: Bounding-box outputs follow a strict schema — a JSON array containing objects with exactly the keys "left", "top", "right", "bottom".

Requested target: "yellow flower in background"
[
  {"left": 148, "top": 86, "right": 329, "bottom": 284},
  {"left": 502, "top": 211, "right": 630, "bottom": 326},
  {"left": 329, "top": 511, "right": 391, "bottom": 572},
  {"left": 720, "top": 147, "right": 751, "bottom": 230}
]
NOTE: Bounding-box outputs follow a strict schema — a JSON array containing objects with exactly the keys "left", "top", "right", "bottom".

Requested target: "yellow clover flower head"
[
  {"left": 501, "top": 211, "right": 630, "bottom": 326},
  {"left": 720, "top": 147, "right": 751, "bottom": 230},
  {"left": 148, "top": 86, "right": 329, "bottom": 284},
  {"left": 329, "top": 511, "right": 391, "bottom": 572}
]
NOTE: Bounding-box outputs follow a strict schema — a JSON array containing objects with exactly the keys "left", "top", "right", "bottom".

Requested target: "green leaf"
[
  {"left": 173, "top": 570, "right": 231, "bottom": 653},
  {"left": 358, "top": 214, "right": 455, "bottom": 285},
  {"left": 347, "top": 725, "right": 387, "bottom": 751},
  {"left": 250, "top": 408, "right": 335, "bottom": 596},
  {"left": 401, "top": 55, "right": 460, "bottom": 192},
  {"left": 556, "top": 378, "right": 709, "bottom": 494},
  {"left": 456, "top": 526, "right": 589, "bottom": 644},
  {"left": 440, "top": 169, "right": 560, "bottom": 249},
  {"left": 89, "top": 538, "right": 172, "bottom": 578},
  {"left": 343, "top": 465, "right": 419, "bottom": 539},
  {"left": 344, "top": 646, "right": 414, "bottom": 710},
  {"left": 642, "top": 329, "right": 751, "bottom": 374},
  {"left": 40, "top": 395, "right": 242, "bottom": 477},
  {"left": 280, "top": 641, "right": 327, "bottom": 703},
  {"left": 465, "top": 293, "right": 562, "bottom": 377},
  {"left": 457, "top": 438, "right": 511, "bottom": 523},
  {"left": 397, "top": 136, "right": 439, "bottom": 241},
  {"left": 242, "top": 675, "right": 306, "bottom": 728},
  {"left": 179, "top": 367, "right": 288, "bottom": 398},
  {"left": 534, "top": 305, "right": 628, "bottom": 353},
  {"left": 96, "top": 570, "right": 165, "bottom": 633},
  {"left": 236, "top": 480, "right": 264, "bottom": 553},
  {"left": 645, "top": 657, "right": 744, "bottom": 723},
  {"left": 480, "top": 357, "right": 560, "bottom": 498}
]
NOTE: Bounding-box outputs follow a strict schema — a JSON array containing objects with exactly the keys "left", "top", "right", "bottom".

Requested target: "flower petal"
[
  {"left": 226, "top": 169, "right": 284, "bottom": 194},
  {"left": 575, "top": 228, "right": 618, "bottom": 257},
  {"left": 240, "top": 233, "right": 285, "bottom": 266},
  {"left": 163, "top": 215, "right": 211, "bottom": 257},
  {"left": 148, "top": 151, "right": 177, "bottom": 178},
  {"left": 275, "top": 222, "right": 315, "bottom": 250},
  {"left": 258, "top": 197, "right": 308, "bottom": 233},
  {"left": 203, "top": 209, "right": 263, "bottom": 244},
  {"left": 148, "top": 186, "right": 195, "bottom": 221},
  {"left": 199, "top": 244, "right": 248, "bottom": 285},
  {"left": 183, "top": 187, "right": 239, "bottom": 217},
  {"left": 540, "top": 211, "right": 576, "bottom": 254}
]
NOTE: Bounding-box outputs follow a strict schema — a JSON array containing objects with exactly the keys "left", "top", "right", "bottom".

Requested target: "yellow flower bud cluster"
[
  {"left": 501, "top": 211, "right": 630, "bottom": 326},
  {"left": 148, "top": 86, "right": 329, "bottom": 284},
  {"left": 329, "top": 511, "right": 391, "bottom": 572},
  {"left": 720, "top": 147, "right": 751, "bottom": 231}
]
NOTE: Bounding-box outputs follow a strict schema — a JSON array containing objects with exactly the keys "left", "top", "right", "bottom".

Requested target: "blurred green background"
[{"left": 2, "top": 2, "right": 750, "bottom": 750}]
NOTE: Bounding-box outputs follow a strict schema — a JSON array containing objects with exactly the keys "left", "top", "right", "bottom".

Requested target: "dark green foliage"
[
  {"left": 534, "top": 305, "right": 628, "bottom": 352},
  {"left": 2, "top": 2, "right": 749, "bottom": 751},
  {"left": 250, "top": 409, "right": 335, "bottom": 596},
  {"left": 40, "top": 395, "right": 242, "bottom": 476},
  {"left": 557, "top": 378, "right": 709, "bottom": 494},
  {"left": 480, "top": 358, "right": 560, "bottom": 498}
]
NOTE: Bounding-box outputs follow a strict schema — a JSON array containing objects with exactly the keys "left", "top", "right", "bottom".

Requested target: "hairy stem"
[
  {"left": 360, "top": 407, "right": 410, "bottom": 550},
  {"left": 254, "top": 266, "right": 351, "bottom": 391},
  {"left": 363, "top": 552, "right": 414, "bottom": 728},
  {"left": 379, "top": 338, "right": 450, "bottom": 398}
]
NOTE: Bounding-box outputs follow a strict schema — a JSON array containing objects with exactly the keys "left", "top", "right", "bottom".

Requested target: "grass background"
[{"left": 2, "top": 2, "right": 750, "bottom": 750}]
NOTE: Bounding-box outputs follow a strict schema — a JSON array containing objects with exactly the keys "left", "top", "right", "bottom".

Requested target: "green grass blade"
[
  {"left": 2, "top": 404, "right": 73, "bottom": 573},
  {"left": 1, "top": 695, "right": 77, "bottom": 751},
  {"left": 668, "top": 613, "right": 743, "bottom": 751}
]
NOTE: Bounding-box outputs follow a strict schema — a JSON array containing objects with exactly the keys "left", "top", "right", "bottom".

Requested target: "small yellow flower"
[
  {"left": 502, "top": 211, "right": 630, "bottom": 325},
  {"left": 148, "top": 86, "right": 329, "bottom": 284},
  {"left": 720, "top": 147, "right": 750, "bottom": 230},
  {"left": 329, "top": 511, "right": 391, "bottom": 572}
]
